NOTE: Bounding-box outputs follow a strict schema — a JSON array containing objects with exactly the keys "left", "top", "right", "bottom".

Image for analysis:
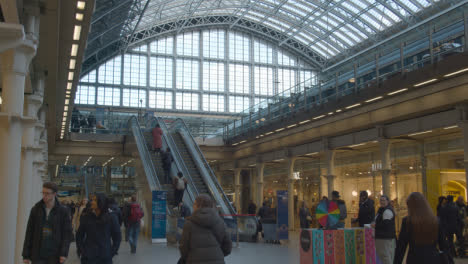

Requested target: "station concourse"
[{"left": 1, "top": 0, "right": 468, "bottom": 263}]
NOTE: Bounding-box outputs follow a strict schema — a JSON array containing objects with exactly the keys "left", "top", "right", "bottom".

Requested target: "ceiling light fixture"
[
  {"left": 313, "top": 115, "right": 326, "bottom": 120},
  {"left": 444, "top": 68, "right": 468, "bottom": 77},
  {"left": 305, "top": 152, "right": 318, "bottom": 156},
  {"left": 287, "top": 124, "right": 297, "bottom": 128},
  {"left": 69, "top": 59, "right": 76, "bottom": 70},
  {"left": 414, "top": 79, "right": 438, "bottom": 87},
  {"left": 71, "top": 44, "right": 79, "bottom": 57},
  {"left": 76, "top": 13, "right": 84, "bottom": 21},
  {"left": 73, "top": 25, "right": 81, "bottom": 41},
  {"left": 77, "top": 1, "right": 86, "bottom": 10},
  {"left": 299, "top": 120, "right": 311, "bottom": 124},
  {"left": 365, "top": 96, "right": 383, "bottom": 103},
  {"left": 275, "top": 128, "right": 285, "bottom": 132},
  {"left": 265, "top": 131, "right": 274, "bottom": 135},
  {"left": 68, "top": 72, "right": 74, "bottom": 81},
  {"left": 336, "top": 109, "right": 342, "bottom": 112},
  {"left": 443, "top": 125, "right": 458, "bottom": 130},
  {"left": 408, "top": 130, "right": 432, "bottom": 136},
  {"left": 388, "top": 88, "right": 408, "bottom": 95},
  {"left": 345, "top": 103, "right": 361, "bottom": 109},
  {"left": 349, "top": 143, "right": 366, "bottom": 148}
]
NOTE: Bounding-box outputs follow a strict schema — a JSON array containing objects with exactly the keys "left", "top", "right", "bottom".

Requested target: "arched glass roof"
[
  {"left": 135, "top": 0, "right": 438, "bottom": 58},
  {"left": 83, "top": 0, "right": 447, "bottom": 75}
]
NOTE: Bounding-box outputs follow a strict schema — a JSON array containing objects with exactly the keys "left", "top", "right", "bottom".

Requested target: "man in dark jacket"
[
  {"left": 179, "top": 194, "right": 232, "bottom": 263},
  {"left": 247, "top": 200, "right": 257, "bottom": 215},
  {"left": 441, "top": 195, "right": 460, "bottom": 258},
  {"left": 355, "top": 191, "right": 375, "bottom": 227},
  {"left": 22, "top": 182, "right": 73, "bottom": 264},
  {"left": 456, "top": 196, "right": 466, "bottom": 257},
  {"left": 107, "top": 197, "right": 123, "bottom": 226},
  {"left": 329, "top": 191, "right": 347, "bottom": 229},
  {"left": 162, "top": 147, "right": 174, "bottom": 184}
]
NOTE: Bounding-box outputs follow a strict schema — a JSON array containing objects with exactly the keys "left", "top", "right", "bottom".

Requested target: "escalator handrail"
[
  {"left": 145, "top": 117, "right": 198, "bottom": 204},
  {"left": 171, "top": 118, "right": 236, "bottom": 215},
  {"left": 127, "top": 116, "right": 160, "bottom": 191}
]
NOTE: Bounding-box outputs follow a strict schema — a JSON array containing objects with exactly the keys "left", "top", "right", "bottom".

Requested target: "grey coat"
[{"left": 179, "top": 208, "right": 232, "bottom": 264}]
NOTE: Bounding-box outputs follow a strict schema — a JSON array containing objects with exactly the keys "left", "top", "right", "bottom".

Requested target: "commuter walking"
[
  {"left": 355, "top": 191, "right": 375, "bottom": 227},
  {"left": 437, "top": 196, "right": 447, "bottom": 217},
  {"left": 122, "top": 198, "right": 131, "bottom": 242},
  {"left": 76, "top": 194, "right": 121, "bottom": 264},
  {"left": 176, "top": 202, "right": 192, "bottom": 218},
  {"left": 247, "top": 200, "right": 257, "bottom": 215},
  {"left": 107, "top": 198, "right": 123, "bottom": 226},
  {"left": 373, "top": 195, "right": 396, "bottom": 264},
  {"left": 394, "top": 192, "right": 449, "bottom": 264},
  {"left": 299, "top": 201, "right": 312, "bottom": 229},
  {"left": 173, "top": 172, "right": 188, "bottom": 206},
  {"left": 73, "top": 198, "right": 90, "bottom": 233},
  {"left": 179, "top": 194, "right": 232, "bottom": 264},
  {"left": 124, "top": 195, "right": 144, "bottom": 254},
  {"left": 441, "top": 195, "right": 460, "bottom": 258},
  {"left": 152, "top": 124, "right": 163, "bottom": 153},
  {"left": 456, "top": 196, "right": 466, "bottom": 257},
  {"left": 329, "top": 191, "right": 347, "bottom": 229},
  {"left": 22, "top": 182, "right": 73, "bottom": 264},
  {"left": 162, "top": 147, "right": 174, "bottom": 184}
]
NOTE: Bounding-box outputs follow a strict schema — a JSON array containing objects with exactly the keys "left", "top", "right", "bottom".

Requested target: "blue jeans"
[{"left": 128, "top": 222, "right": 140, "bottom": 252}]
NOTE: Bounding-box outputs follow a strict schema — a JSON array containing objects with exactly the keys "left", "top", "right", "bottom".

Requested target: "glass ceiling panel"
[{"left": 102, "top": 0, "right": 441, "bottom": 67}]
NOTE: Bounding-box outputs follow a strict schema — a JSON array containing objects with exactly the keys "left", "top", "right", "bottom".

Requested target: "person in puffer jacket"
[{"left": 179, "top": 194, "right": 232, "bottom": 264}]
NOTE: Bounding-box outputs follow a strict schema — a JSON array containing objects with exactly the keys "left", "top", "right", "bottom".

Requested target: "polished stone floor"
[{"left": 65, "top": 232, "right": 468, "bottom": 264}]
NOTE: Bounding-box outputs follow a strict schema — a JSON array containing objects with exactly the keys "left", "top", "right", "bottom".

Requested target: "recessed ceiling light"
[
  {"left": 388, "top": 88, "right": 408, "bottom": 95},
  {"left": 73, "top": 25, "right": 81, "bottom": 41},
  {"left": 69, "top": 59, "right": 76, "bottom": 70},
  {"left": 345, "top": 103, "right": 361, "bottom": 109},
  {"left": 71, "top": 44, "right": 79, "bottom": 57},
  {"left": 68, "top": 72, "right": 74, "bottom": 81},
  {"left": 77, "top": 1, "right": 86, "bottom": 10},
  {"left": 414, "top": 79, "right": 437, "bottom": 87},
  {"left": 365, "top": 96, "right": 383, "bottom": 103},
  {"left": 76, "top": 13, "right": 84, "bottom": 21}
]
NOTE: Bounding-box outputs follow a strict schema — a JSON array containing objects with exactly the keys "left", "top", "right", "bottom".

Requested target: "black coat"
[
  {"left": 358, "top": 198, "right": 375, "bottom": 227},
  {"left": 22, "top": 199, "right": 73, "bottom": 261},
  {"left": 299, "top": 207, "right": 311, "bottom": 228},
  {"left": 394, "top": 217, "right": 447, "bottom": 264},
  {"left": 76, "top": 212, "right": 121, "bottom": 260},
  {"left": 440, "top": 202, "right": 460, "bottom": 233},
  {"left": 179, "top": 208, "right": 232, "bottom": 264}
]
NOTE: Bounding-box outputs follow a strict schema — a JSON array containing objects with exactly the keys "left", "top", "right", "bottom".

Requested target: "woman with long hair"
[
  {"left": 76, "top": 194, "right": 121, "bottom": 264},
  {"left": 394, "top": 192, "right": 448, "bottom": 264}
]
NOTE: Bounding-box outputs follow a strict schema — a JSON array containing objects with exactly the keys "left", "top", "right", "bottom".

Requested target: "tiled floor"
[{"left": 66, "top": 232, "right": 468, "bottom": 264}]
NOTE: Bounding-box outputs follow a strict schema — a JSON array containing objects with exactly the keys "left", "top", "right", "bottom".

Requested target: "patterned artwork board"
[
  {"left": 312, "top": 229, "right": 325, "bottom": 264},
  {"left": 365, "top": 228, "right": 376, "bottom": 264},
  {"left": 355, "top": 229, "right": 366, "bottom": 264},
  {"left": 324, "top": 230, "right": 335, "bottom": 264},
  {"left": 344, "top": 229, "right": 356, "bottom": 264},
  {"left": 334, "top": 230, "right": 346, "bottom": 264},
  {"left": 300, "top": 229, "right": 313, "bottom": 264}
]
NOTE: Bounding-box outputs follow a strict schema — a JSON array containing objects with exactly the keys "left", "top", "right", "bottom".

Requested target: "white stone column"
[
  {"left": 324, "top": 149, "right": 336, "bottom": 198},
  {"left": 15, "top": 93, "right": 42, "bottom": 263},
  {"left": 0, "top": 36, "right": 36, "bottom": 263},
  {"left": 287, "top": 157, "right": 296, "bottom": 230},
  {"left": 256, "top": 163, "right": 264, "bottom": 208},
  {"left": 379, "top": 139, "right": 392, "bottom": 196},
  {"left": 234, "top": 168, "right": 241, "bottom": 213}
]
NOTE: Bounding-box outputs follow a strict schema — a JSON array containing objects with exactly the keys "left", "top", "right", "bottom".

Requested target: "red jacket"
[{"left": 152, "top": 127, "right": 163, "bottom": 149}]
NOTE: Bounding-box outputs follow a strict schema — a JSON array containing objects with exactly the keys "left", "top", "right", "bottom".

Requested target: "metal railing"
[
  {"left": 128, "top": 116, "right": 160, "bottom": 191},
  {"left": 222, "top": 7, "right": 468, "bottom": 140},
  {"left": 171, "top": 118, "right": 236, "bottom": 216},
  {"left": 145, "top": 117, "right": 197, "bottom": 207}
]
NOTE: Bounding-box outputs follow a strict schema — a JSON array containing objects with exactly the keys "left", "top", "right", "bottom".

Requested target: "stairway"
[
  {"left": 170, "top": 132, "right": 209, "bottom": 195},
  {"left": 143, "top": 131, "right": 176, "bottom": 207}
]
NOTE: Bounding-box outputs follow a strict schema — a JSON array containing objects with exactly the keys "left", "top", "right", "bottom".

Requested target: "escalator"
[{"left": 163, "top": 118, "right": 236, "bottom": 216}]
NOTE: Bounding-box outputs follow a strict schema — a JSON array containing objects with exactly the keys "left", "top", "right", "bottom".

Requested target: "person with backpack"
[
  {"left": 125, "top": 195, "right": 144, "bottom": 254},
  {"left": 107, "top": 198, "right": 123, "bottom": 226},
  {"left": 173, "top": 172, "right": 188, "bottom": 207}
]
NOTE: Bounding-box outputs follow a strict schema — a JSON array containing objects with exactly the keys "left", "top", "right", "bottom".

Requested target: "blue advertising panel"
[
  {"left": 152, "top": 191, "right": 167, "bottom": 243},
  {"left": 276, "top": 190, "right": 289, "bottom": 240}
]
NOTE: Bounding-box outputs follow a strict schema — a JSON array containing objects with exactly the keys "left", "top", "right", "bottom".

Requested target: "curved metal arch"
[{"left": 81, "top": 15, "right": 327, "bottom": 78}]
